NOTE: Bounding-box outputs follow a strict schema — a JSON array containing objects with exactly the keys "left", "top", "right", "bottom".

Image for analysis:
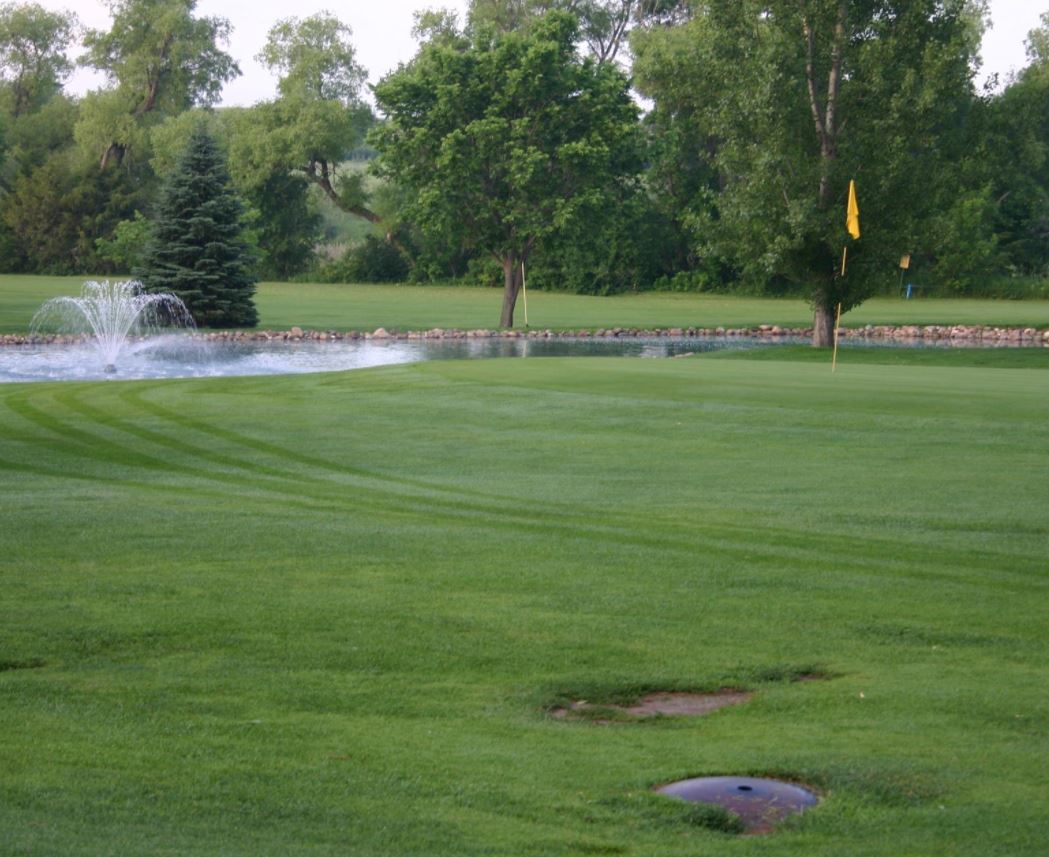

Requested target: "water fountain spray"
[{"left": 30, "top": 280, "right": 195, "bottom": 373}]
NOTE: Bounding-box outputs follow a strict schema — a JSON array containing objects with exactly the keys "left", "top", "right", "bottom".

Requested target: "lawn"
[
  {"left": 1, "top": 351, "right": 1046, "bottom": 854},
  {"left": 3, "top": 274, "right": 1049, "bottom": 333}
]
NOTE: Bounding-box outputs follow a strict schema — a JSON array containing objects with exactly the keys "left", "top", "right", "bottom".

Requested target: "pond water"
[
  {"left": 0, "top": 335, "right": 803, "bottom": 383},
  {"left": 0, "top": 331, "right": 1032, "bottom": 384}
]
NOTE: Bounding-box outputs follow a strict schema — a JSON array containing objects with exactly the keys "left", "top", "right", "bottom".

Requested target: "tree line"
[{"left": 0, "top": 0, "right": 1047, "bottom": 336}]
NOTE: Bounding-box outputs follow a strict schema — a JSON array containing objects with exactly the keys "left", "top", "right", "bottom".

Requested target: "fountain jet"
[{"left": 30, "top": 280, "right": 195, "bottom": 373}]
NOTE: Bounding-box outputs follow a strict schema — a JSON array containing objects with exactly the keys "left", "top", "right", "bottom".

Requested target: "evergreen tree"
[{"left": 136, "top": 124, "right": 257, "bottom": 327}]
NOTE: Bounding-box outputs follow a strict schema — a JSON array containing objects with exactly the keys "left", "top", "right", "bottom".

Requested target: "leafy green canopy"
[
  {"left": 136, "top": 125, "right": 257, "bottom": 327},
  {"left": 228, "top": 13, "right": 375, "bottom": 226},
  {"left": 257, "top": 12, "right": 365, "bottom": 104},
  {"left": 633, "top": 0, "right": 987, "bottom": 341},
  {"left": 373, "top": 11, "right": 642, "bottom": 327},
  {"left": 464, "top": 0, "right": 688, "bottom": 63},
  {"left": 2, "top": 149, "right": 140, "bottom": 274},
  {"left": 77, "top": 0, "right": 239, "bottom": 168},
  {"left": 975, "top": 12, "right": 1049, "bottom": 277},
  {"left": 0, "top": 1, "right": 76, "bottom": 118}
]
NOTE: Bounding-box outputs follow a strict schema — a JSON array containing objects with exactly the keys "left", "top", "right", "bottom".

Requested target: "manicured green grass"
[
  {"left": 1, "top": 356, "right": 1047, "bottom": 854},
  {"left": 3, "top": 274, "right": 1049, "bottom": 332},
  {"left": 711, "top": 343, "right": 1049, "bottom": 368},
  {"left": 0, "top": 275, "right": 93, "bottom": 332},
  {"left": 255, "top": 282, "right": 1049, "bottom": 331}
]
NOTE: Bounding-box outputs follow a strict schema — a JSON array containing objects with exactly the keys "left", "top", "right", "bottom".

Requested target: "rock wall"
[{"left": 4, "top": 323, "right": 1047, "bottom": 346}]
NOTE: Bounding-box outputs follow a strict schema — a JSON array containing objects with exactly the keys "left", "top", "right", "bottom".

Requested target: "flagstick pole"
[
  {"left": 520, "top": 260, "right": 529, "bottom": 328},
  {"left": 839, "top": 179, "right": 858, "bottom": 369},
  {"left": 832, "top": 302, "right": 843, "bottom": 373}
]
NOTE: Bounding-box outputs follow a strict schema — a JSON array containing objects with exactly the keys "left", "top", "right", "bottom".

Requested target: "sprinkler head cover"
[{"left": 656, "top": 776, "right": 817, "bottom": 833}]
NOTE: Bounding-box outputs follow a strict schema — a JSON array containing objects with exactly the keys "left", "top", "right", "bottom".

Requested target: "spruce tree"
[{"left": 136, "top": 125, "right": 258, "bottom": 327}]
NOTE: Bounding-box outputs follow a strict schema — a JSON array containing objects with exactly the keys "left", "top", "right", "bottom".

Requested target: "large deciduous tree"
[
  {"left": 0, "top": 2, "right": 76, "bottom": 118},
  {"left": 78, "top": 0, "right": 238, "bottom": 168},
  {"left": 2, "top": 150, "right": 140, "bottom": 272},
  {"left": 228, "top": 13, "right": 376, "bottom": 227},
  {"left": 633, "top": 0, "right": 988, "bottom": 344},
  {"left": 466, "top": 0, "right": 687, "bottom": 63},
  {"left": 136, "top": 124, "right": 257, "bottom": 327},
  {"left": 245, "top": 171, "right": 320, "bottom": 280},
  {"left": 975, "top": 12, "right": 1049, "bottom": 277},
  {"left": 373, "top": 11, "right": 641, "bottom": 327}
]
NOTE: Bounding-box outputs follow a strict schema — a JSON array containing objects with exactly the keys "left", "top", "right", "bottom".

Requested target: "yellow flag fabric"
[{"left": 846, "top": 180, "right": 860, "bottom": 239}]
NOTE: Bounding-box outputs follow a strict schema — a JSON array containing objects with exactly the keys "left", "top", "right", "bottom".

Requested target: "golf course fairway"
[{"left": 1, "top": 353, "right": 1046, "bottom": 855}]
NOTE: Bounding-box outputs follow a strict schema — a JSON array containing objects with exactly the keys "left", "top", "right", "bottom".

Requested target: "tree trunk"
[
  {"left": 499, "top": 253, "right": 521, "bottom": 328},
  {"left": 100, "top": 142, "right": 126, "bottom": 170},
  {"left": 804, "top": 2, "right": 848, "bottom": 209},
  {"left": 812, "top": 304, "right": 836, "bottom": 347}
]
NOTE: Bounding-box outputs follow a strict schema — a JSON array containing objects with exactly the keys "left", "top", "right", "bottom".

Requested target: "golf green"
[{"left": 0, "top": 354, "right": 1046, "bottom": 855}]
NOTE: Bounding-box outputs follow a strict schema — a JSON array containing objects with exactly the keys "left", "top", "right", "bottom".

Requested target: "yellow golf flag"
[{"left": 846, "top": 179, "right": 860, "bottom": 239}]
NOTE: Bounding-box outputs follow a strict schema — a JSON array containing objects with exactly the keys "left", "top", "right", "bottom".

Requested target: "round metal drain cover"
[{"left": 656, "top": 776, "right": 817, "bottom": 832}]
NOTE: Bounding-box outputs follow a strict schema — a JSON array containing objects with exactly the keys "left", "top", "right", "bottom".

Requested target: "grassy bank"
[
  {"left": 1, "top": 355, "right": 1046, "bottom": 854},
  {"left": 3, "top": 274, "right": 1049, "bottom": 333},
  {"left": 717, "top": 343, "right": 1049, "bottom": 368}
]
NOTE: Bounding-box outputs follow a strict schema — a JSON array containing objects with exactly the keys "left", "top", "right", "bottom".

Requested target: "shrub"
[
  {"left": 95, "top": 211, "right": 152, "bottom": 272},
  {"left": 310, "top": 236, "right": 410, "bottom": 283}
]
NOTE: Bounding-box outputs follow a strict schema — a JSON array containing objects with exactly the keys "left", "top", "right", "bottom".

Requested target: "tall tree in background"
[
  {"left": 977, "top": 12, "right": 1049, "bottom": 276},
  {"left": 466, "top": 0, "right": 686, "bottom": 63},
  {"left": 246, "top": 171, "right": 320, "bottom": 280},
  {"left": 228, "top": 13, "right": 376, "bottom": 227},
  {"left": 0, "top": 3, "right": 146, "bottom": 275},
  {"left": 136, "top": 124, "right": 257, "bottom": 327},
  {"left": 0, "top": 2, "right": 79, "bottom": 202},
  {"left": 631, "top": 12, "right": 725, "bottom": 288},
  {"left": 78, "top": 0, "right": 238, "bottom": 168},
  {"left": 634, "top": 0, "right": 987, "bottom": 344},
  {"left": 3, "top": 149, "right": 140, "bottom": 272},
  {"left": 374, "top": 12, "right": 641, "bottom": 327},
  {"left": 0, "top": 2, "right": 76, "bottom": 118}
]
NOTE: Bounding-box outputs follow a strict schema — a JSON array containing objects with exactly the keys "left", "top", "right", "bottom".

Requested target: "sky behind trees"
[{"left": 38, "top": 0, "right": 1046, "bottom": 106}]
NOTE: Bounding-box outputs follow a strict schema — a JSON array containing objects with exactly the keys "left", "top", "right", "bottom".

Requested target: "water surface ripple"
[{"left": 0, "top": 335, "right": 802, "bottom": 383}]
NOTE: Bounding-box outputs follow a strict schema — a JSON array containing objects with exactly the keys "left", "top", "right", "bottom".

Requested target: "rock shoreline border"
[{"left": 3, "top": 323, "right": 1047, "bottom": 346}]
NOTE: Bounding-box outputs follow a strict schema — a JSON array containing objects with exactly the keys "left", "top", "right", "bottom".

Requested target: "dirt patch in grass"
[
  {"left": 624, "top": 691, "right": 753, "bottom": 716},
  {"left": 550, "top": 690, "right": 752, "bottom": 721}
]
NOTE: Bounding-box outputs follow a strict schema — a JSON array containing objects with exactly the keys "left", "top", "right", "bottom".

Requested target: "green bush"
[
  {"left": 95, "top": 211, "right": 152, "bottom": 273},
  {"left": 311, "top": 235, "right": 410, "bottom": 284},
  {"left": 652, "top": 269, "right": 723, "bottom": 293},
  {"left": 348, "top": 235, "right": 410, "bottom": 282},
  {"left": 923, "top": 274, "right": 1049, "bottom": 299}
]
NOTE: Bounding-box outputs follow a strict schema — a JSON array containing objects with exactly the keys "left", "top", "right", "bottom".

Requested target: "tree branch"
[
  {"left": 805, "top": 1, "right": 848, "bottom": 208},
  {"left": 803, "top": 13, "right": 826, "bottom": 152},
  {"left": 824, "top": 1, "right": 847, "bottom": 150},
  {"left": 307, "top": 158, "right": 381, "bottom": 224}
]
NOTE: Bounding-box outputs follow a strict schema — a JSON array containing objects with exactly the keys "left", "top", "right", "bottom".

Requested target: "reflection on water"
[
  {"left": 0, "top": 330, "right": 1021, "bottom": 383},
  {"left": 0, "top": 335, "right": 793, "bottom": 383}
]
